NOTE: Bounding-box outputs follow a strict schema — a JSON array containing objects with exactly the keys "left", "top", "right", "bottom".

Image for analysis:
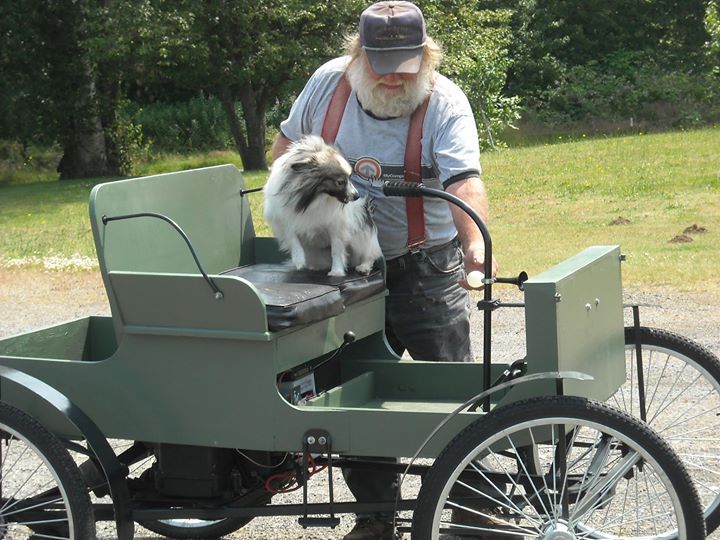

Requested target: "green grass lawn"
[
  {"left": 485, "top": 128, "right": 719, "bottom": 290},
  {"left": 1, "top": 128, "right": 718, "bottom": 290}
]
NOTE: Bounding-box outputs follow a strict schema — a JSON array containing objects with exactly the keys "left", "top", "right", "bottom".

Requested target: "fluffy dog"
[{"left": 264, "top": 135, "right": 381, "bottom": 276}]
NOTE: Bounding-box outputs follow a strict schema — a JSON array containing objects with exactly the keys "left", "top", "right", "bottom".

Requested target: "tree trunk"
[
  {"left": 57, "top": 120, "right": 108, "bottom": 179},
  {"left": 57, "top": 69, "right": 111, "bottom": 180},
  {"left": 218, "top": 83, "right": 268, "bottom": 171},
  {"left": 219, "top": 86, "right": 249, "bottom": 163}
]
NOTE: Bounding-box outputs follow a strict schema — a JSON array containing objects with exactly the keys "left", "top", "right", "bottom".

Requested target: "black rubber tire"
[
  {"left": 0, "top": 400, "right": 96, "bottom": 539},
  {"left": 619, "top": 326, "right": 720, "bottom": 534},
  {"left": 412, "top": 395, "right": 705, "bottom": 540},
  {"left": 138, "top": 515, "right": 251, "bottom": 539}
]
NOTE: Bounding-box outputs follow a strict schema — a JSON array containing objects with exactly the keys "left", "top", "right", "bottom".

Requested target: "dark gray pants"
[{"left": 343, "top": 238, "right": 473, "bottom": 520}]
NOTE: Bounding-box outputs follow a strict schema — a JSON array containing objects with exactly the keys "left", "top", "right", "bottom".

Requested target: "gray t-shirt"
[{"left": 280, "top": 56, "right": 481, "bottom": 259}]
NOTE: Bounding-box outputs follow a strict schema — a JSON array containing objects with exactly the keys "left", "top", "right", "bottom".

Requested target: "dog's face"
[
  {"left": 291, "top": 159, "right": 358, "bottom": 204},
  {"left": 282, "top": 137, "right": 358, "bottom": 211}
]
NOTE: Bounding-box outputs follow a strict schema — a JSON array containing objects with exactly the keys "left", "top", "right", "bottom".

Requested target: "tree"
[
  {"left": 418, "top": 1, "right": 520, "bottom": 147},
  {"left": 707, "top": 0, "right": 720, "bottom": 72},
  {"left": 507, "top": 0, "right": 712, "bottom": 97},
  {"left": 0, "top": 0, "right": 140, "bottom": 179},
  {"left": 135, "top": 1, "right": 363, "bottom": 171}
]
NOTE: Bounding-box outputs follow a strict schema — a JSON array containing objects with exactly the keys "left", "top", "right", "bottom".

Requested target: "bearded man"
[{"left": 272, "top": 2, "right": 498, "bottom": 538}]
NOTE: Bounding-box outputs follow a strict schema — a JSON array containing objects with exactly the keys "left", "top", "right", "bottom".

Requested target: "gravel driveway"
[{"left": 1, "top": 268, "right": 718, "bottom": 539}]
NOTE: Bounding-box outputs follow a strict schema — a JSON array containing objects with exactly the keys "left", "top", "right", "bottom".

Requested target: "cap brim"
[{"left": 365, "top": 48, "right": 423, "bottom": 75}]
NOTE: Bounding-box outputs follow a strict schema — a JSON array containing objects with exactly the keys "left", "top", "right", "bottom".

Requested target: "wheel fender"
[{"left": 0, "top": 366, "right": 133, "bottom": 540}]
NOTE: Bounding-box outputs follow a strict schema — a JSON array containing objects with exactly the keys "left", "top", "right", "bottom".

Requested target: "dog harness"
[{"left": 321, "top": 74, "right": 431, "bottom": 249}]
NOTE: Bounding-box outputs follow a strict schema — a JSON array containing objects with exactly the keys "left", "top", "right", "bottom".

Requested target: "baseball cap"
[{"left": 359, "top": 1, "right": 426, "bottom": 75}]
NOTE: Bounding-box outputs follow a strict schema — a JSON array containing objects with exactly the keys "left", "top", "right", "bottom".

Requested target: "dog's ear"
[{"left": 291, "top": 156, "right": 317, "bottom": 172}]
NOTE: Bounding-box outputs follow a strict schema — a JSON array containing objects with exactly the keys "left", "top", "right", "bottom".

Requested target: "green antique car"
[{"left": 0, "top": 165, "right": 716, "bottom": 539}]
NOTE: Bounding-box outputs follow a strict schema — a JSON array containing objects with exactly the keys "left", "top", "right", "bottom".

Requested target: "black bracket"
[
  {"left": 299, "top": 429, "right": 340, "bottom": 529},
  {"left": 240, "top": 187, "right": 263, "bottom": 197},
  {"left": 477, "top": 298, "right": 503, "bottom": 312}
]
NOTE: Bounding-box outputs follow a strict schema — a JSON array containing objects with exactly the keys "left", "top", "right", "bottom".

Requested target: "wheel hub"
[{"left": 542, "top": 520, "right": 576, "bottom": 539}]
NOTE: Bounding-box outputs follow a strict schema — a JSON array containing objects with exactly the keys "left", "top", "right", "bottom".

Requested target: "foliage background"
[{"left": 0, "top": 0, "right": 718, "bottom": 179}]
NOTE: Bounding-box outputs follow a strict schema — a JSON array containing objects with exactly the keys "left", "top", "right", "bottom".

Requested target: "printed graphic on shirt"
[
  {"left": 350, "top": 157, "right": 436, "bottom": 187},
  {"left": 354, "top": 157, "right": 382, "bottom": 182}
]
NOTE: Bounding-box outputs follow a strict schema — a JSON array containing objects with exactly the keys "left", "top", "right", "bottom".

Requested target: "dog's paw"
[
  {"left": 291, "top": 255, "right": 307, "bottom": 270},
  {"left": 328, "top": 268, "right": 346, "bottom": 277},
  {"left": 354, "top": 262, "right": 373, "bottom": 275}
]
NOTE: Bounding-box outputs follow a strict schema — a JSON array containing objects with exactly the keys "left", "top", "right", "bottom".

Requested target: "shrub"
[
  {"left": 0, "top": 140, "right": 24, "bottom": 184},
  {"left": 128, "top": 96, "right": 233, "bottom": 154},
  {"left": 531, "top": 53, "right": 720, "bottom": 127},
  {"left": 0, "top": 140, "right": 61, "bottom": 184}
]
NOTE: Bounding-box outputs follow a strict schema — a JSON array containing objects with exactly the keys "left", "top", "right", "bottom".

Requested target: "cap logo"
[{"left": 375, "top": 25, "right": 412, "bottom": 42}]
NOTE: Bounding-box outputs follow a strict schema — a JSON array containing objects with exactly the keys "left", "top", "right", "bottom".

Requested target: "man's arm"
[
  {"left": 271, "top": 132, "right": 293, "bottom": 162},
  {"left": 446, "top": 177, "right": 498, "bottom": 283}
]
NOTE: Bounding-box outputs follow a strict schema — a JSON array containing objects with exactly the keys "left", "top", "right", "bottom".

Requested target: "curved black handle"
[
  {"left": 382, "top": 181, "right": 425, "bottom": 198},
  {"left": 102, "top": 212, "right": 224, "bottom": 299},
  {"left": 382, "top": 181, "right": 493, "bottom": 283}
]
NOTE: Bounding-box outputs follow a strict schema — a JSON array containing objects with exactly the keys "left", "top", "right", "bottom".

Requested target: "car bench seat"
[
  {"left": 222, "top": 265, "right": 385, "bottom": 331},
  {"left": 88, "top": 164, "right": 387, "bottom": 345}
]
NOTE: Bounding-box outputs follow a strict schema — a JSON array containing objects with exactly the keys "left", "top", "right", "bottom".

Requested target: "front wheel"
[
  {"left": 412, "top": 396, "right": 705, "bottom": 539},
  {"left": 0, "top": 400, "right": 96, "bottom": 539}
]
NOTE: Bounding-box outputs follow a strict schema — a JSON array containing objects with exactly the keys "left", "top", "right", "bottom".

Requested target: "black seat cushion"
[
  {"left": 222, "top": 264, "right": 385, "bottom": 331},
  {"left": 249, "top": 282, "right": 344, "bottom": 331}
]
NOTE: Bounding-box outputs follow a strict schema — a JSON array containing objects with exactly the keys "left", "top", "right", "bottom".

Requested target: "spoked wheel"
[
  {"left": 412, "top": 396, "right": 705, "bottom": 539},
  {"left": 138, "top": 516, "right": 252, "bottom": 539},
  {"left": 0, "top": 401, "right": 95, "bottom": 539},
  {"left": 611, "top": 326, "right": 720, "bottom": 534}
]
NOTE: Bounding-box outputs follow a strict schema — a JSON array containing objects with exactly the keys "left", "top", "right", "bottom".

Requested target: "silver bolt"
[
  {"left": 318, "top": 436, "right": 327, "bottom": 446},
  {"left": 215, "top": 291, "right": 224, "bottom": 300},
  {"left": 585, "top": 303, "right": 592, "bottom": 311},
  {"left": 595, "top": 298, "right": 600, "bottom": 306},
  {"left": 554, "top": 292, "right": 562, "bottom": 302},
  {"left": 307, "top": 436, "right": 316, "bottom": 445}
]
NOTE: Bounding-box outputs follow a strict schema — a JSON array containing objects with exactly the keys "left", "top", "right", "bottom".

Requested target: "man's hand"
[{"left": 460, "top": 240, "right": 498, "bottom": 289}]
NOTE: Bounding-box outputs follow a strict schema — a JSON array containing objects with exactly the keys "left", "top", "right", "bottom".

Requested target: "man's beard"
[{"left": 346, "top": 59, "right": 433, "bottom": 118}]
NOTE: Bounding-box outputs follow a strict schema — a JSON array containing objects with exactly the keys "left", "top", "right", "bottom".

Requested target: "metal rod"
[
  {"left": 240, "top": 187, "right": 264, "bottom": 197},
  {"left": 102, "top": 212, "right": 223, "bottom": 299},
  {"left": 301, "top": 439, "right": 310, "bottom": 526},
  {"left": 326, "top": 439, "right": 336, "bottom": 522},
  {"left": 124, "top": 499, "right": 418, "bottom": 521},
  {"left": 632, "top": 305, "right": 648, "bottom": 422}
]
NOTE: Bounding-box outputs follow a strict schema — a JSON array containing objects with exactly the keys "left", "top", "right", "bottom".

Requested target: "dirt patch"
[
  {"left": 609, "top": 216, "right": 631, "bottom": 226},
  {"left": 669, "top": 234, "right": 694, "bottom": 243},
  {"left": 684, "top": 223, "right": 708, "bottom": 234}
]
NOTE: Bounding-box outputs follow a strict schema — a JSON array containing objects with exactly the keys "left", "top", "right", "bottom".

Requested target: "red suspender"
[
  {"left": 404, "top": 94, "right": 431, "bottom": 248},
  {"left": 321, "top": 73, "right": 431, "bottom": 248},
  {"left": 321, "top": 75, "right": 352, "bottom": 144}
]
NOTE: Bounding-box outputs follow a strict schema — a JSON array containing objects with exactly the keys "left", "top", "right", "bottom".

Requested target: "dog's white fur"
[{"left": 264, "top": 136, "right": 381, "bottom": 276}]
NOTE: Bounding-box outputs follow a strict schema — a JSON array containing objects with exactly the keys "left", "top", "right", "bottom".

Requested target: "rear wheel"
[
  {"left": 0, "top": 400, "right": 95, "bottom": 539},
  {"left": 412, "top": 396, "right": 705, "bottom": 539},
  {"left": 612, "top": 326, "right": 720, "bottom": 533}
]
